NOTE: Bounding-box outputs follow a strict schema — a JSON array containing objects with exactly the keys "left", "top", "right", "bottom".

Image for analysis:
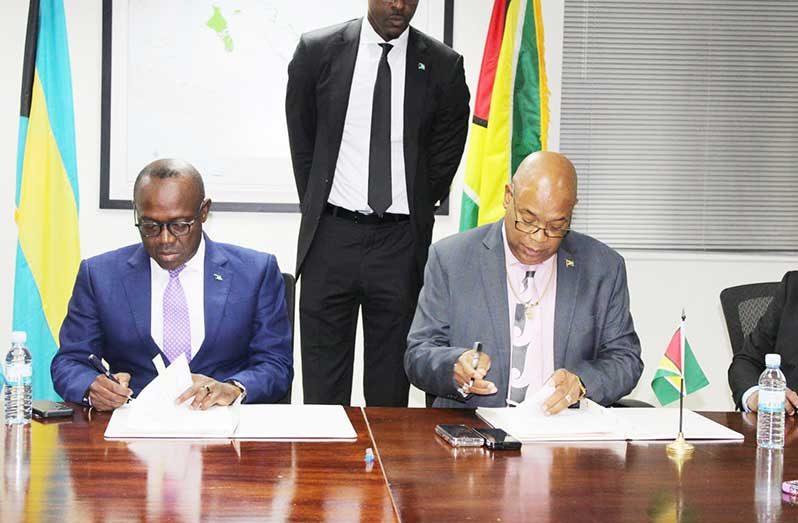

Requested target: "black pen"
[
  {"left": 88, "top": 354, "right": 132, "bottom": 401},
  {"left": 88, "top": 354, "right": 120, "bottom": 384}
]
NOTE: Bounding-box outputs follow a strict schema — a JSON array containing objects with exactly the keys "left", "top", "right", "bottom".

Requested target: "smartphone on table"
[
  {"left": 32, "top": 400, "right": 74, "bottom": 419},
  {"left": 435, "top": 424, "right": 485, "bottom": 447},
  {"left": 473, "top": 427, "right": 522, "bottom": 450}
]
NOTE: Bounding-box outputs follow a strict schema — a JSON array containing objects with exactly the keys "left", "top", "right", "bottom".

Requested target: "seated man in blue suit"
[
  {"left": 405, "top": 151, "right": 643, "bottom": 414},
  {"left": 52, "top": 159, "right": 293, "bottom": 411}
]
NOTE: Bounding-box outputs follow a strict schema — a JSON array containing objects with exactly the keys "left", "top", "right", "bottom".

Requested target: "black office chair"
[
  {"left": 720, "top": 282, "right": 780, "bottom": 356},
  {"left": 277, "top": 272, "right": 295, "bottom": 404}
]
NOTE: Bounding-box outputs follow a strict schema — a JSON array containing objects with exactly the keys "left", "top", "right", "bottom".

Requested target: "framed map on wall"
[{"left": 100, "top": 0, "right": 454, "bottom": 212}]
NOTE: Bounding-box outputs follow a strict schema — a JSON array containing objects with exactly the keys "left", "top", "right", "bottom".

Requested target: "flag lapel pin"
[
  {"left": 565, "top": 259, "right": 575, "bottom": 268},
  {"left": 213, "top": 273, "right": 224, "bottom": 281},
  {"left": 418, "top": 62, "right": 425, "bottom": 71}
]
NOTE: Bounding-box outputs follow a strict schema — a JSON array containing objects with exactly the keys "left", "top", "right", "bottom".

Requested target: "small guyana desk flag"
[{"left": 651, "top": 312, "right": 709, "bottom": 405}]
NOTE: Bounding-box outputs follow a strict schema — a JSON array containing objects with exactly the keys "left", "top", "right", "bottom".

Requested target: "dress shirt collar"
[
  {"left": 360, "top": 15, "right": 410, "bottom": 53},
  {"left": 149, "top": 235, "right": 206, "bottom": 277}
]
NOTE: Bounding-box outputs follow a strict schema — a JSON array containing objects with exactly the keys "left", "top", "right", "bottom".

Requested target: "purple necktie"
[{"left": 163, "top": 265, "right": 191, "bottom": 364}]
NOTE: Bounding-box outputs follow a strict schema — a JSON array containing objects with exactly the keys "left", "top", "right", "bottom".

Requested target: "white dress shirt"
[
  {"left": 327, "top": 17, "right": 409, "bottom": 215},
  {"left": 150, "top": 236, "right": 206, "bottom": 358}
]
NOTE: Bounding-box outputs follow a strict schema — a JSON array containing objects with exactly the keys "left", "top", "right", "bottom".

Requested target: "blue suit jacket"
[{"left": 51, "top": 235, "right": 293, "bottom": 404}]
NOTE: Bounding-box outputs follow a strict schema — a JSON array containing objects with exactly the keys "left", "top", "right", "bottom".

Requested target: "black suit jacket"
[
  {"left": 286, "top": 18, "right": 470, "bottom": 277},
  {"left": 728, "top": 271, "right": 798, "bottom": 409}
]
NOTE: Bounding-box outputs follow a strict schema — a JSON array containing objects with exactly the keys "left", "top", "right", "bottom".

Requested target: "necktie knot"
[
  {"left": 168, "top": 265, "right": 186, "bottom": 279},
  {"left": 379, "top": 43, "right": 393, "bottom": 57}
]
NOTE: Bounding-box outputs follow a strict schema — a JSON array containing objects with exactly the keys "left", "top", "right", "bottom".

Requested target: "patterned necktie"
[
  {"left": 510, "top": 270, "right": 537, "bottom": 404},
  {"left": 368, "top": 42, "right": 393, "bottom": 217},
  {"left": 163, "top": 265, "right": 191, "bottom": 364}
]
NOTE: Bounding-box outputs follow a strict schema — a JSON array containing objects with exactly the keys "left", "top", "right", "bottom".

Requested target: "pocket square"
[{"left": 418, "top": 62, "right": 426, "bottom": 71}]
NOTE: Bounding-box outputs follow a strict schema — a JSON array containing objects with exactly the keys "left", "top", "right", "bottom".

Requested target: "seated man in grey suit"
[{"left": 405, "top": 151, "right": 643, "bottom": 414}]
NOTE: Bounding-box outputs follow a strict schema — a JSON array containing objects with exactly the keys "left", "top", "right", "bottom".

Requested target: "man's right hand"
[
  {"left": 453, "top": 349, "right": 497, "bottom": 396},
  {"left": 87, "top": 373, "right": 132, "bottom": 411},
  {"left": 746, "top": 388, "right": 798, "bottom": 416}
]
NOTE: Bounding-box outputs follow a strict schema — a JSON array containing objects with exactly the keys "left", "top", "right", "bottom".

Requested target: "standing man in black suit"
[{"left": 286, "top": 0, "right": 469, "bottom": 406}]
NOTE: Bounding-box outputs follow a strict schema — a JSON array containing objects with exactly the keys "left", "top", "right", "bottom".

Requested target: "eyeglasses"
[
  {"left": 134, "top": 200, "right": 207, "bottom": 238},
  {"left": 511, "top": 194, "right": 570, "bottom": 239}
]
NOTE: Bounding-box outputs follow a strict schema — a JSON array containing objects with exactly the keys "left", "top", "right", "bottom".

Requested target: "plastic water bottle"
[
  {"left": 4, "top": 331, "right": 32, "bottom": 425},
  {"left": 757, "top": 353, "right": 785, "bottom": 449}
]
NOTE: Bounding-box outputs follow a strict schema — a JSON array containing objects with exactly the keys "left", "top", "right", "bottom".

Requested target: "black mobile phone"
[
  {"left": 474, "top": 427, "right": 522, "bottom": 450},
  {"left": 435, "top": 424, "right": 485, "bottom": 447},
  {"left": 32, "top": 400, "right": 74, "bottom": 419}
]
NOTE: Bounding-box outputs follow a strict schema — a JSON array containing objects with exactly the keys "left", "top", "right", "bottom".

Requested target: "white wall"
[{"left": 1, "top": 1, "right": 795, "bottom": 410}]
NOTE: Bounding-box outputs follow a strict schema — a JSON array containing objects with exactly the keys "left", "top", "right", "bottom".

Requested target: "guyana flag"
[
  {"left": 651, "top": 324, "right": 709, "bottom": 406},
  {"left": 460, "top": 0, "right": 549, "bottom": 230},
  {"left": 14, "top": 0, "right": 80, "bottom": 400}
]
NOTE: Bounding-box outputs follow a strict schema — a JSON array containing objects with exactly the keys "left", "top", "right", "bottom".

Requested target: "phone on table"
[
  {"left": 474, "top": 427, "right": 522, "bottom": 450},
  {"left": 435, "top": 424, "right": 484, "bottom": 447},
  {"left": 32, "top": 400, "right": 74, "bottom": 419}
]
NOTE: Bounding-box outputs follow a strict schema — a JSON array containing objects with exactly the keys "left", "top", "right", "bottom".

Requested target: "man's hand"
[
  {"left": 453, "top": 349, "right": 497, "bottom": 397},
  {"left": 176, "top": 374, "right": 242, "bottom": 410},
  {"left": 87, "top": 372, "right": 132, "bottom": 411},
  {"left": 746, "top": 388, "right": 798, "bottom": 416},
  {"left": 542, "top": 369, "right": 585, "bottom": 415}
]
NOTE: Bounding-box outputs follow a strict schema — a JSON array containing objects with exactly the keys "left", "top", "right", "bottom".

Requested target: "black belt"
[{"left": 325, "top": 203, "right": 409, "bottom": 224}]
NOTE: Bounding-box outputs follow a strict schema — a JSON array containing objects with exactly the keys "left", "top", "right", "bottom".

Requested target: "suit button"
[{"left": 324, "top": 178, "right": 329, "bottom": 183}]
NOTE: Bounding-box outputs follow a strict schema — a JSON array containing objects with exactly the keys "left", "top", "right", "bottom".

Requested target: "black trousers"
[{"left": 300, "top": 213, "right": 419, "bottom": 406}]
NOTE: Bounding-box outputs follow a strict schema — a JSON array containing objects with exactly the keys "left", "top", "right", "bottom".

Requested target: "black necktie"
[{"left": 368, "top": 43, "right": 393, "bottom": 217}]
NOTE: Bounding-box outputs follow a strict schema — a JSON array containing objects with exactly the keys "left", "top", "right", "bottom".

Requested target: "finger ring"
[
  {"left": 204, "top": 384, "right": 212, "bottom": 394},
  {"left": 565, "top": 393, "right": 573, "bottom": 404}
]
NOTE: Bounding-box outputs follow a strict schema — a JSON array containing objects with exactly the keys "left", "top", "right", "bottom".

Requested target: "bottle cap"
[
  {"left": 11, "top": 331, "right": 27, "bottom": 344},
  {"left": 766, "top": 353, "right": 781, "bottom": 367}
]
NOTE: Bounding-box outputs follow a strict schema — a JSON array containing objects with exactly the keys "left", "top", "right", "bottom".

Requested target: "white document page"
[
  {"left": 106, "top": 354, "right": 239, "bottom": 438},
  {"left": 234, "top": 405, "right": 357, "bottom": 440},
  {"left": 477, "top": 402, "right": 744, "bottom": 442},
  {"left": 613, "top": 408, "right": 744, "bottom": 441}
]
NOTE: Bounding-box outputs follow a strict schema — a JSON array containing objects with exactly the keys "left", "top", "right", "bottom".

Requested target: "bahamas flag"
[
  {"left": 460, "top": 0, "right": 549, "bottom": 230},
  {"left": 14, "top": 0, "right": 80, "bottom": 401},
  {"left": 651, "top": 320, "right": 709, "bottom": 406}
]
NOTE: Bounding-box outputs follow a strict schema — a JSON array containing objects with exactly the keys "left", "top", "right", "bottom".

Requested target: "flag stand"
[{"left": 667, "top": 310, "right": 694, "bottom": 458}]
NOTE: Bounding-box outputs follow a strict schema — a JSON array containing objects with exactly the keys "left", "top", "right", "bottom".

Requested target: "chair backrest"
[
  {"left": 277, "top": 272, "right": 296, "bottom": 404},
  {"left": 720, "top": 282, "right": 780, "bottom": 356}
]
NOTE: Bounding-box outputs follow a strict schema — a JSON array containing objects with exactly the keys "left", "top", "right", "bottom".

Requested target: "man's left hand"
[
  {"left": 176, "top": 374, "right": 242, "bottom": 410},
  {"left": 542, "top": 369, "right": 585, "bottom": 415}
]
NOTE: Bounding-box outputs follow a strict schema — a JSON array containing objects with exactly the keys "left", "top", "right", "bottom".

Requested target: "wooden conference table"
[{"left": 2, "top": 405, "right": 798, "bottom": 522}]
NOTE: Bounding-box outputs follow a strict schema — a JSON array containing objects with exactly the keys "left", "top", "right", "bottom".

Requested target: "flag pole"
[{"left": 667, "top": 308, "right": 694, "bottom": 458}]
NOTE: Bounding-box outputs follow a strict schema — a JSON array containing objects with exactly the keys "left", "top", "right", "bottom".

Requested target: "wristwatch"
[{"left": 227, "top": 380, "right": 247, "bottom": 403}]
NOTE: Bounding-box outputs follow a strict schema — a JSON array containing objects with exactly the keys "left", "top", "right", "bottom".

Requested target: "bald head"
[
  {"left": 512, "top": 151, "right": 577, "bottom": 205},
  {"left": 133, "top": 158, "right": 205, "bottom": 206},
  {"left": 502, "top": 151, "right": 577, "bottom": 265}
]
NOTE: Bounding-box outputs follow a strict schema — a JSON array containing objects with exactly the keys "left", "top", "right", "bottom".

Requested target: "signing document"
[
  {"left": 477, "top": 385, "right": 743, "bottom": 442},
  {"left": 105, "top": 355, "right": 356, "bottom": 440}
]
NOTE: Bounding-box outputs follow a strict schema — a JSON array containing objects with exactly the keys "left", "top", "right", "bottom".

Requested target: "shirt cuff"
[{"left": 741, "top": 385, "right": 759, "bottom": 412}]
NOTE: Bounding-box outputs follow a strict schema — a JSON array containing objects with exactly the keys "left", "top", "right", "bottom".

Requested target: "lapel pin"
[
  {"left": 213, "top": 273, "right": 224, "bottom": 281},
  {"left": 565, "top": 259, "right": 575, "bottom": 268},
  {"left": 418, "top": 62, "right": 426, "bottom": 71}
]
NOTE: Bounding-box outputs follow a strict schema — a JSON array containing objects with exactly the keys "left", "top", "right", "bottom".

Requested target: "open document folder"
[
  {"left": 476, "top": 385, "right": 743, "bottom": 442},
  {"left": 104, "top": 355, "right": 356, "bottom": 441}
]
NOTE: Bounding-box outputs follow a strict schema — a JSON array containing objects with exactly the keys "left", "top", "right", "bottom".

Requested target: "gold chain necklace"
[{"left": 506, "top": 264, "right": 555, "bottom": 319}]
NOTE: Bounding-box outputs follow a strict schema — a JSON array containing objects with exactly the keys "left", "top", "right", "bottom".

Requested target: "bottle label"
[
  {"left": 3, "top": 363, "right": 32, "bottom": 384},
  {"left": 759, "top": 389, "right": 785, "bottom": 413}
]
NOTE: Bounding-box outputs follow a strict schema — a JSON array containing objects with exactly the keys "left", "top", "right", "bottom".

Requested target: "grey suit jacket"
[{"left": 405, "top": 220, "right": 643, "bottom": 408}]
